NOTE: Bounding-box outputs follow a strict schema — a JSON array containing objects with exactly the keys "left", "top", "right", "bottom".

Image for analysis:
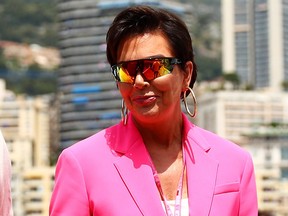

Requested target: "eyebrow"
[
  {"left": 146, "top": 54, "right": 166, "bottom": 59},
  {"left": 118, "top": 55, "right": 169, "bottom": 63}
]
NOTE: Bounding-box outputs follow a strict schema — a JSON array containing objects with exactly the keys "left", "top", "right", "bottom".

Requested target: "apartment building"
[
  {"left": 197, "top": 90, "right": 288, "bottom": 143},
  {"left": 0, "top": 79, "right": 54, "bottom": 216},
  {"left": 222, "top": 0, "right": 288, "bottom": 91},
  {"left": 242, "top": 126, "right": 288, "bottom": 215},
  {"left": 22, "top": 168, "right": 54, "bottom": 216}
]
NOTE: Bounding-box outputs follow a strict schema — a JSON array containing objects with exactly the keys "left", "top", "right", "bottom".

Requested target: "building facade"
[
  {"left": 242, "top": 127, "right": 288, "bottom": 216},
  {"left": 197, "top": 90, "right": 288, "bottom": 143},
  {"left": 222, "top": 0, "right": 288, "bottom": 91},
  {"left": 0, "top": 79, "right": 54, "bottom": 216}
]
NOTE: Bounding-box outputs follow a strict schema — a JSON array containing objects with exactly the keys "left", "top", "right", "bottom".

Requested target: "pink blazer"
[{"left": 50, "top": 114, "right": 258, "bottom": 216}]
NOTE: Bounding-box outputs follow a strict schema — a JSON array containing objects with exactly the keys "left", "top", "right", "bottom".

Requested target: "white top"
[
  {"left": 161, "top": 198, "right": 189, "bottom": 216},
  {"left": 0, "top": 130, "right": 13, "bottom": 216}
]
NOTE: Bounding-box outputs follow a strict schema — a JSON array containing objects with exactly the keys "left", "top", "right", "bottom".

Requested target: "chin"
[{"left": 133, "top": 111, "right": 163, "bottom": 123}]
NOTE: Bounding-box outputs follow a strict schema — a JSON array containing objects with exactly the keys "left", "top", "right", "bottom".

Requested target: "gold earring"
[
  {"left": 121, "top": 99, "right": 128, "bottom": 125},
  {"left": 183, "top": 87, "right": 197, "bottom": 118}
]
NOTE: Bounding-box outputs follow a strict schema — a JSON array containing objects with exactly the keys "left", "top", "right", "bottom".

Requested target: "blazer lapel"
[
  {"left": 114, "top": 139, "right": 165, "bottom": 216},
  {"left": 183, "top": 115, "right": 219, "bottom": 216},
  {"left": 185, "top": 144, "right": 218, "bottom": 216},
  {"left": 110, "top": 116, "right": 165, "bottom": 216}
]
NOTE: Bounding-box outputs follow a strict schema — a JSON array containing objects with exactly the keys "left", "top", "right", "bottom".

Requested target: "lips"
[{"left": 132, "top": 95, "right": 157, "bottom": 106}]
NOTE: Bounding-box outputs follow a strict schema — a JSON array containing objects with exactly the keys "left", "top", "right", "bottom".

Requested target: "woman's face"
[{"left": 117, "top": 31, "right": 192, "bottom": 124}]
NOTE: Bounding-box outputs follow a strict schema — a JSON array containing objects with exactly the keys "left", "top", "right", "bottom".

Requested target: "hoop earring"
[
  {"left": 183, "top": 87, "right": 197, "bottom": 118},
  {"left": 121, "top": 99, "right": 128, "bottom": 125}
]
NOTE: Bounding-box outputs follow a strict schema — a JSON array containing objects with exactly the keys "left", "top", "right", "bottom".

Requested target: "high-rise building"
[
  {"left": 197, "top": 90, "right": 288, "bottom": 143},
  {"left": 0, "top": 79, "right": 54, "bottom": 216},
  {"left": 242, "top": 127, "right": 288, "bottom": 215},
  {"left": 22, "top": 167, "right": 54, "bottom": 216},
  {"left": 57, "top": 0, "right": 194, "bottom": 149},
  {"left": 222, "top": 0, "right": 288, "bottom": 91}
]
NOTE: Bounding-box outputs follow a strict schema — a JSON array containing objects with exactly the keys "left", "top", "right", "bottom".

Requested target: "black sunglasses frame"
[{"left": 111, "top": 57, "right": 182, "bottom": 83}]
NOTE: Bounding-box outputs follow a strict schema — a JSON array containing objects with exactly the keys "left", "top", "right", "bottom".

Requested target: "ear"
[{"left": 182, "top": 61, "right": 193, "bottom": 91}]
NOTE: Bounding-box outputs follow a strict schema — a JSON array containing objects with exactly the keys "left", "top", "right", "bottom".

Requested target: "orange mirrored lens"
[{"left": 112, "top": 58, "right": 181, "bottom": 83}]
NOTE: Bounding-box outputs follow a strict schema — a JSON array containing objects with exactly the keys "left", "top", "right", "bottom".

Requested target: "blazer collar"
[
  {"left": 110, "top": 113, "right": 213, "bottom": 154},
  {"left": 183, "top": 114, "right": 219, "bottom": 215},
  {"left": 108, "top": 113, "right": 142, "bottom": 154},
  {"left": 108, "top": 114, "right": 165, "bottom": 215},
  {"left": 113, "top": 139, "right": 166, "bottom": 216}
]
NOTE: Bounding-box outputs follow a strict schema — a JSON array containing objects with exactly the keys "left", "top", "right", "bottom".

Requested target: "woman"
[
  {"left": 0, "top": 130, "right": 13, "bottom": 216},
  {"left": 50, "top": 6, "right": 258, "bottom": 216}
]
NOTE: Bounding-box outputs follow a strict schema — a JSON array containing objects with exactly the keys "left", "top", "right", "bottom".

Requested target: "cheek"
[
  {"left": 117, "top": 83, "right": 134, "bottom": 109},
  {"left": 153, "top": 75, "right": 183, "bottom": 97},
  {"left": 118, "top": 83, "right": 132, "bottom": 98}
]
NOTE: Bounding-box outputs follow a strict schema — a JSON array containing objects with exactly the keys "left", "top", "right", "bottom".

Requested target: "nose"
[{"left": 133, "top": 72, "right": 149, "bottom": 89}]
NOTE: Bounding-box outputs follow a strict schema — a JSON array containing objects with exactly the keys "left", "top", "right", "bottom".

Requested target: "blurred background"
[{"left": 0, "top": 0, "right": 287, "bottom": 215}]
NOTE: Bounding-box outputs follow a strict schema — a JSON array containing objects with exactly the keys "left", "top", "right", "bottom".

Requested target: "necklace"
[{"left": 148, "top": 147, "right": 186, "bottom": 216}]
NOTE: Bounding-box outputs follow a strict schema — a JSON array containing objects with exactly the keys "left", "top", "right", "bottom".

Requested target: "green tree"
[
  {"left": 0, "top": 49, "right": 6, "bottom": 69},
  {"left": 282, "top": 80, "right": 288, "bottom": 91},
  {"left": 223, "top": 72, "right": 240, "bottom": 85},
  {"left": 0, "top": 0, "right": 58, "bottom": 47},
  {"left": 196, "top": 55, "right": 222, "bottom": 81}
]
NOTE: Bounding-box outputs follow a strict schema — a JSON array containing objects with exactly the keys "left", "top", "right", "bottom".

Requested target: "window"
[
  {"left": 281, "top": 146, "right": 288, "bottom": 160},
  {"left": 281, "top": 167, "right": 288, "bottom": 179}
]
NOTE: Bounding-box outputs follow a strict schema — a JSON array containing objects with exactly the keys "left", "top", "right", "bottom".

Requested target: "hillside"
[
  {"left": 0, "top": 0, "right": 58, "bottom": 47},
  {"left": 0, "top": 0, "right": 222, "bottom": 95},
  {"left": 0, "top": 0, "right": 220, "bottom": 49}
]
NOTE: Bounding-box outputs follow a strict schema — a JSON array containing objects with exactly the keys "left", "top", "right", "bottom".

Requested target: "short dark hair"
[{"left": 106, "top": 5, "right": 197, "bottom": 89}]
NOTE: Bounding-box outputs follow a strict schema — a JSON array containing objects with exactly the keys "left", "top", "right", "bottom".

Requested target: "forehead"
[{"left": 116, "top": 31, "right": 174, "bottom": 62}]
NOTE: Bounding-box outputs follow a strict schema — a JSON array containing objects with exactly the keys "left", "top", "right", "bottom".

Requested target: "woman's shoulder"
[
  {"left": 188, "top": 125, "right": 254, "bottom": 177},
  {"left": 60, "top": 124, "right": 119, "bottom": 160}
]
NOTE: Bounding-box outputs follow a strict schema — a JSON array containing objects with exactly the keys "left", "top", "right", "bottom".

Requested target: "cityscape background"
[{"left": 0, "top": 0, "right": 287, "bottom": 215}]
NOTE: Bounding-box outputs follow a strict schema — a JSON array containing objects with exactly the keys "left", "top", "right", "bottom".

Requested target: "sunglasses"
[{"left": 111, "top": 57, "right": 182, "bottom": 84}]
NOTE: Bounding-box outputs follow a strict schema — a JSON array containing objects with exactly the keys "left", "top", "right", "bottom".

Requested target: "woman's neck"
[
  {"left": 132, "top": 113, "right": 184, "bottom": 173},
  {"left": 132, "top": 113, "right": 187, "bottom": 200},
  {"left": 133, "top": 113, "right": 183, "bottom": 149}
]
